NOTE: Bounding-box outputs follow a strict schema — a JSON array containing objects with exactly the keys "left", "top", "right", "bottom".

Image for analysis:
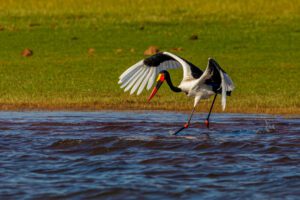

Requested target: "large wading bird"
[{"left": 118, "top": 52, "right": 235, "bottom": 135}]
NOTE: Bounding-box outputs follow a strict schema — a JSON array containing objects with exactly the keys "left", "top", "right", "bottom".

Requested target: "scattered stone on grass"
[
  {"left": 115, "top": 48, "right": 123, "bottom": 54},
  {"left": 29, "top": 23, "right": 41, "bottom": 27},
  {"left": 50, "top": 23, "right": 57, "bottom": 29},
  {"left": 144, "top": 46, "right": 159, "bottom": 56},
  {"left": 88, "top": 48, "right": 95, "bottom": 56},
  {"left": 21, "top": 48, "right": 33, "bottom": 57},
  {"left": 189, "top": 34, "right": 198, "bottom": 40},
  {"left": 71, "top": 36, "right": 79, "bottom": 40},
  {"left": 7, "top": 25, "right": 17, "bottom": 32},
  {"left": 170, "top": 47, "right": 183, "bottom": 52}
]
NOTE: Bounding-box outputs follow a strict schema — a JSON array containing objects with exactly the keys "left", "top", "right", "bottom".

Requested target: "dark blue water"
[{"left": 0, "top": 111, "right": 299, "bottom": 199}]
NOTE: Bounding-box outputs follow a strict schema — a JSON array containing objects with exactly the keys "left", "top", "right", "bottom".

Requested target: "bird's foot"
[
  {"left": 170, "top": 123, "right": 189, "bottom": 135},
  {"left": 204, "top": 120, "right": 209, "bottom": 128}
]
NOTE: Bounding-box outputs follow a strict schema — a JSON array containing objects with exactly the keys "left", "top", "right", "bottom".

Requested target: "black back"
[
  {"left": 143, "top": 52, "right": 173, "bottom": 67},
  {"left": 205, "top": 59, "right": 231, "bottom": 96},
  {"left": 143, "top": 52, "right": 203, "bottom": 79},
  {"left": 180, "top": 57, "right": 203, "bottom": 79}
]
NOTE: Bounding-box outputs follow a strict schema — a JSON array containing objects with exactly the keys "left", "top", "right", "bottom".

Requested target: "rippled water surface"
[{"left": 0, "top": 111, "right": 300, "bottom": 199}]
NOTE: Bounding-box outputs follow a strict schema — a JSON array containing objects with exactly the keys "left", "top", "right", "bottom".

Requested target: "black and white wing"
[
  {"left": 118, "top": 52, "right": 202, "bottom": 95},
  {"left": 192, "top": 58, "right": 235, "bottom": 110}
]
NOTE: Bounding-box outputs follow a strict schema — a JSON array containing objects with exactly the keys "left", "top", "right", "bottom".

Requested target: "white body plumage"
[{"left": 118, "top": 52, "right": 235, "bottom": 110}]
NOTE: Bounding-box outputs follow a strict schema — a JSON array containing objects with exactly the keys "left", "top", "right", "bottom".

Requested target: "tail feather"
[{"left": 219, "top": 71, "right": 235, "bottom": 111}]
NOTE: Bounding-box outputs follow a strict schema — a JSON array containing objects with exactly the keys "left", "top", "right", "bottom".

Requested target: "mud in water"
[{"left": 0, "top": 111, "right": 299, "bottom": 199}]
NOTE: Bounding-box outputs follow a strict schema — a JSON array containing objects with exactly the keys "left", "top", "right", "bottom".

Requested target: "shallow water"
[{"left": 0, "top": 111, "right": 299, "bottom": 199}]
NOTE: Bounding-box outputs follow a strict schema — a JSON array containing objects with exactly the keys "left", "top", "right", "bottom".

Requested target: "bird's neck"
[{"left": 164, "top": 72, "right": 182, "bottom": 93}]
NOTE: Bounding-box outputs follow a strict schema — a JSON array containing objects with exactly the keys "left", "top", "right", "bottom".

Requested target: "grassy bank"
[{"left": 0, "top": 0, "right": 299, "bottom": 114}]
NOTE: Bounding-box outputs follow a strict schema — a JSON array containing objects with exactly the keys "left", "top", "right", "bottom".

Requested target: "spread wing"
[
  {"left": 192, "top": 58, "right": 235, "bottom": 110},
  {"left": 118, "top": 52, "right": 202, "bottom": 95}
]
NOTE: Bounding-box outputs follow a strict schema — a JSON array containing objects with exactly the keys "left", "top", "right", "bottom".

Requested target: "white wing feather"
[
  {"left": 191, "top": 59, "right": 235, "bottom": 111},
  {"left": 130, "top": 68, "right": 149, "bottom": 95},
  {"left": 118, "top": 52, "right": 188, "bottom": 95},
  {"left": 124, "top": 67, "right": 146, "bottom": 92},
  {"left": 119, "top": 60, "right": 143, "bottom": 82},
  {"left": 118, "top": 65, "right": 141, "bottom": 85},
  {"left": 220, "top": 71, "right": 227, "bottom": 111},
  {"left": 120, "top": 67, "right": 144, "bottom": 88},
  {"left": 147, "top": 67, "right": 157, "bottom": 90},
  {"left": 138, "top": 67, "right": 153, "bottom": 95},
  {"left": 215, "top": 68, "right": 235, "bottom": 111}
]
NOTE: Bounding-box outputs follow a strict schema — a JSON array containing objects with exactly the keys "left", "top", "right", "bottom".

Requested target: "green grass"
[{"left": 0, "top": 0, "right": 299, "bottom": 113}]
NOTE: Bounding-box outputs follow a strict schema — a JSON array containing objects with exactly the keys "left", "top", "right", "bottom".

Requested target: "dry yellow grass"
[
  {"left": 0, "top": 0, "right": 299, "bottom": 20},
  {"left": 0, "top": 98, "right": 299, "bottom": 115}
]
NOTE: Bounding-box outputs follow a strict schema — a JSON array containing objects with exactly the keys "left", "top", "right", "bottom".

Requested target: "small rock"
[
  {"left": 0, "top": 25, "right": 4, "bottom": 31},
  {"left": 115, "top": 48, "right": 123, "bottom": 54},
  {"left": 189, "top": 34, "right": 198, "bottom": 40},
  {"left": 29, "top": 23, "right": 40, "bottom": 27},
  {"left": 71, "top": 36, "right": 79, "bottom": 40},
  {"left": 7, "top": 25, "right": 17, "bottom": 32},
  {"left": 170, "top": 47, "right": 183, "bottom": 52},
  {"left": 130, "top": 48, "right": 135, "bottom": 53},
  {"left": 50, "top": 23, "right": 57, "bottom": 29},
  {"left": 88, "top": 48, "right": 95, "bottom": 56},
  {"left": 21, "top": 48, "right": 33, "bottom": 57},
  {"left": 144, "top": 46, "right": 159, "bottom": 56}
]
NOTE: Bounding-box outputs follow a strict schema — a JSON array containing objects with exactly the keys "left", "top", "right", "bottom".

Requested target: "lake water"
[{"left": 0, "top": 111, "right": 299, "bottom": 199}]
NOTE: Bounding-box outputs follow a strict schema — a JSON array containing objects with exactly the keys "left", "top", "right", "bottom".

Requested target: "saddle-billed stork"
[{"left": 118, "top": 52, "right": 235, "bottom": 135}]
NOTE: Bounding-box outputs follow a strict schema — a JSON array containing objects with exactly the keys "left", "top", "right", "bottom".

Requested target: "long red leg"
[
  {"left": 205, "top": 94, "right": 217, "bottom": 128},
  {"left": 171, "top": 107, "right": 195, "bottom": 135}
]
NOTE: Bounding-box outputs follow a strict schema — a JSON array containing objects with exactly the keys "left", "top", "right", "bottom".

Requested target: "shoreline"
[{"left": 0, "top": 103, "right": 299, "bottom": 116}]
